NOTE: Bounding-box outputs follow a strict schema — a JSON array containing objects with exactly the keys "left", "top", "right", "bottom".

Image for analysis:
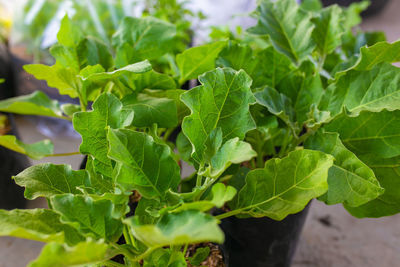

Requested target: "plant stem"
[
  {"left": 45, "top": 152, "right": 80, "bottom": 157},
  {"left": 163, "top": 127, "right": 175, "bottom": 141},
  {"left": 123, "top": 224, "right": 138, "bottom": 250},
  {"left": 215, "top": 209, "right": 241, "bottom": 220}
]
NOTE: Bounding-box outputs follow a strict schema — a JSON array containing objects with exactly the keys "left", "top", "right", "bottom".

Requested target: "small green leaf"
[
  {"left": 305, "top": 130, "right": 384, "bottom": 207},
  {"left": 311, "top": 5, "right": 345, "bottom": 56},
  {"left": 144, "top": 248, "right": 186, "bottom": 267},
  {"left": 177, "top": 41, "right": 226, "bottom": 84},
  {"left": 301, "top": 0, "right": 322, "bottom": 11},
  {"left": 24, "top": 64, "right": 79, "bottom": 98},
  {"left": 0, "top": 91, "right": 63, "bottom": 118},
  {"left": 82, "top": 60, "right": 152, "bottom": 81},
  {"left": 76, "top": 37, "right": 114, "bottom": 70},
  {"left": 0, "top": 136, "right": 53, "bottom": 160},
  {"left": 325, "top": 110, "right": 400, "bottom": 158},
  {"left": 28, "top": 240, "right": 110, "bottom": 267},
  {"left": 343, "top": 0, "right": 369, "bottom": 30},
  {"left": 0, "top": 209, "right": 83, "bottom": 245},
  {"left": 57, "top": 15, "right": 82, "bottom": 48},
  {"left": 181, "top": 68, "right": 256, "bottom": 162},
  {"left": 189, "top": 247, "right": 210, "bottom": 266},
  {"left": 229, "top": 149, "right": 333, "bottom": 220},
  {"left": 51, "top": 194, "right": 123, "bottom": 242},
  {"left": 255, "top": 87, "right": 297, "bottom": 133},
  {"left": 113, "top": 17, "right": 177, "bottom": 65},
  {"left": 107, "top": 129, "right": 180, "bottom": 199},
  {"left": 14, "top": 163, "right": 90, "bottom": 200},
  {"left": 248, "top": 0, "right": 315, "bottom": 62},
  {"left": 61, "top": 104, "right": 81, "bottom": 117},
  {"left": 124, "top": 210, "right": 224, "bottom": 248},
  {"left": 73, "top": 93, "right": 134, "bottom": 176},
  {"left": 208, "top": 138, "right": 256, "bottom": 178},
  {"left": 344, "top": 154, "right": 400, "bottom": 217},
  {"left": 122, "top": 94, "right": 178, "bottom": 128},
  {"left": 172, "top": 183, "right": 237, "bottom": 212}
]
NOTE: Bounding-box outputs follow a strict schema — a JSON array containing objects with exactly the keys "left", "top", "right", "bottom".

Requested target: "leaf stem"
[
  {"left": 45, "top": 152, "right": 81, "bottom": 157},
  {"left": 163, "top": 127, "right": 176, "bottom": 141},
  {"left": 215, "top": 209, "right": 241, "bottom": 220}
]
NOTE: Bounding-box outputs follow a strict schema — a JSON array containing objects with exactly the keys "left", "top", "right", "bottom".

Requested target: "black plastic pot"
[
  {"left": 220, "top": 204, "right": 311, "bottom": 267},
  {"left": 0, "top": 44, "right": 29, "bottom": 209},
  {"left": 321, "top": 0, "right": 390, "bottom": 16}
]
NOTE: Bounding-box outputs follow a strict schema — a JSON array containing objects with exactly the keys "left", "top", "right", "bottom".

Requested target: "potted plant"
[{"left": 0, "top": 0, "right": 400, "bottom": 266}]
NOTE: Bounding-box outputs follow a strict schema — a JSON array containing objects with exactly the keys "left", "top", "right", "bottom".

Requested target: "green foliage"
[
  {"left": 0, "top": 136, "right": 53, "bottom": 160},
  {"left": 3, "top": 0, "right": 400, "bottom": 265}
]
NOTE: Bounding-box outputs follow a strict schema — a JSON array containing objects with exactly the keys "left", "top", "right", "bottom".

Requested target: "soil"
[{"left": 186, "top": 243, "right": 225, "bottom": 267}]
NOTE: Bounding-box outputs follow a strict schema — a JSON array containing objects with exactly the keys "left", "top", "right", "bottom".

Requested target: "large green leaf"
[
  {"left": 325, "top": 110, "right": 400, "bottom": 158},
  {"left": 305, "top": 131, "right": 383, "bottom": 206},
  {"left": 107, "top": 129, "right": 180, "bottom": 199},
  {"left": 14, "top": 163, "right": 90, "bottom": 200},
  {"left": 248, "top": 0, "right": 315, "bottom": 62},
  {"left": 51, "top": 194, "right": 123, "bottom": 242},
  {"left": 124, "top": 210, "right": 224, "bottom": 248},
  {"left": 176, "top": 41, "right": 226, "bottom": 84},
  {"left": 229, "top": 149, "right": 333, "bottom": 220},
  {"left": 122, "top": 94, "right": 178, "bottom": 128},
  {"left": 255, "top": 87, "right": 297, "bottom": 133},
  {"left": 73, "top": 93, "right": 134, "bottom": 176},
  {"left": 81, "top": 60, "right": 152, "bottom": 81},
  {"left": 345, "top": 154, "right": 400, "bottom": 217},
  {"left": 113, "top": 17, "right": 176, "bottom": 65},
  {"left": 0, "top": 136, "right": 53, "bottom": 160},
  {"left": 0, "top": 209, "right": 83, "bottom": 245},
  {"left": 320, "top": 63, "right": 400, "bottom": 116},
  {"left": 0, "top": 91, "right": 63, "bottom": 118},
  {"left": 28, "top": 240, "right": 110, "bottom": 267},
  {"left": 181, "top": 68, "right": 256, "bottom": 162},
  {"left": 217, "top": 43, "right": 294, "bottom": 88},
  {"left": 311, "top": 5, "right": 345, "bottom": 56}
]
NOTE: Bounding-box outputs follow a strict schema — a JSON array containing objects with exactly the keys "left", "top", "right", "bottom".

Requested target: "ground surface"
[{"left": 1, "top": 1, "right": 400, "bottom": 266}]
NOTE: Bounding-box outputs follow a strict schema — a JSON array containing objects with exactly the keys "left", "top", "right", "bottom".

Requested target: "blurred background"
[{"left": 0, "top": 0, "right": 399, "bottom": 266}]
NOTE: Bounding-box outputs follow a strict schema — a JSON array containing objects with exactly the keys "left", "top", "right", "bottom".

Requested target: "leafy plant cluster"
[
  {"left": 14, "top": 0, "right": 201, "bottom": 62},
  {"left": 1, "top": 0, "right": 400, "bottom": 266}
]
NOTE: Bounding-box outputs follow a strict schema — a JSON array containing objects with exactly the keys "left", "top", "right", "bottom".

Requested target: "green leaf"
[
  {"left": 320, "top": 63, "right": 400, "bottom": 116},
  {"left": 28, "top": 240, "right": 110, "bottom": 267},
  {"left": 344, "top": 154, "right": 400, "bottom": 217},
  {"left": 217, "top": 43, "right": 294, "bottom": 88},
  {"left": 51, "top": 194, "right": 123, "bottom": 242},
  {"left": 343, "top": 0, "right": 369, "bottom": 30},
  {"left": 305, "top": 131, "right": 384, "bottom": 207},
  {"left": 207, "top": 138, "right": 257, "bottom": 178},
  {"left": 76, "top": 37, "right": 114, "bottom": 70},
  {"left": 255, "top": 87, "right": 297, "bottom": 133},
  {"left": 61, "top": 104, "right": 81, "bottom": 117},
  {"left": 176, "top": 41, "right": 226, "bottom": 84},
  {"left": 248, "top": 0, "right": 315, "bottom": 62},
  {"left": 24, "top": 64, "right": 79, "bottom": 98},
  {"left": 0, "top": 135, "right": 53, "bottom": 160},
  {"left": 113, "top": 17, "right": 177, "bottom": 64},
  {"left": 172, "top": 183, "right": 237, "bottom": 213},
  {"left": 311, "top": 5, "right": 345, "bottom": 56},
  {"left": 345, "top": 40, "right": 400, "bottom": 72},
  {"left": 229, "top": 149, "right": 333, "bottom": 220},
  {"left": 57, "top": 15, "right": 82, "bottom": 48},
  {"left": 301, "top": 0, "right": 322, "bottom": 11},
  {"left": 124, "top": 210, "right": 224, "bottom": 248},
  {"left": 14, "top": 163, "right": 90, "bottom": 200},
  {"left": 82, "top": 60, "right": 152, "bottom": 81},
  {"left": 189, "top": 247, "right": 210, "bottom": 266},
  {"left": 0, "top": 91, "right": 63, "bottom": 118},
  {"left": 0, "top": 209, "right": 83, "bottom": 245},
  {"left": 123, "top": 70, "right": 176, "bottom": 92},
  {"left": 144, "top": 89, "right": 190, "bottom": 122},
  {"left": 73, "top": 93, "right": 134, "bottom": 176},
  {"left": 122, "top": 94, "right": 178, "bottom": 128},
  {"left": 325, "top": 110, "right": 400, "bottom": 158},
  {"left": 144, "top": 248, "right": 186, "bottom": 267},
  {"left": 181, "top": 68, "right": 256, "bottom": 162},
  {"left": 107, "top": 129, "right": 180, "bottom": 199}
]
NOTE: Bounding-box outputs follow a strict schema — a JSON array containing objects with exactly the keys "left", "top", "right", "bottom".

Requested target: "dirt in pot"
[{"left": 186, "top": 243, "right": 225, "bottom": 267}]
